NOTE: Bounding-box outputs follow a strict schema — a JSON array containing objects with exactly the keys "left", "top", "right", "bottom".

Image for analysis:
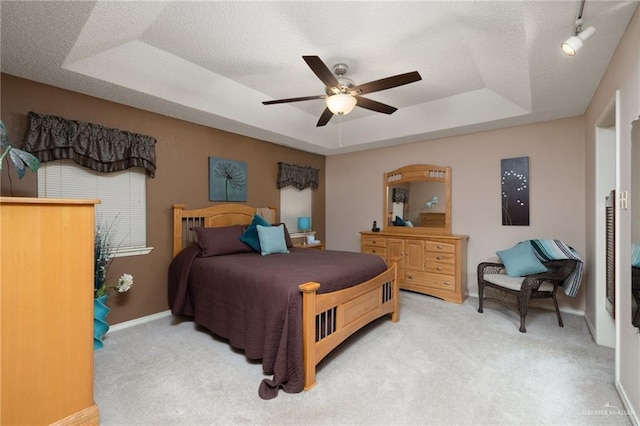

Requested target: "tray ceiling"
[{"left": 1, "top": 1, "right": 637, "bottom": 155}]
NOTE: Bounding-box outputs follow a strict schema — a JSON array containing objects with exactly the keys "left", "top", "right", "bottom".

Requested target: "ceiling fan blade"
[
  {"left": 262, "top": 95, "right": 325, "bottom": 105},
  {"left": 316, "top": 108, "right": 334, "bottom": 127},
  {"left": 352, "top": 71, "right": 422, "bottom": 95},
  {"left": 356, "top": 97, "right": 398, "bottom": 114},
  {"left": 303, "top": 56, "right": 340, "bottom": 88}
]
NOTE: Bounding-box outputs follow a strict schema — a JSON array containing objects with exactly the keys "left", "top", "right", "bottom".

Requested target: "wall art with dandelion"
[
  {"left": 209, "top": 157, "right": 247, "bottom": 202},
  {"left": 501, "top": 156, "right": 529, "bottom": 226}
]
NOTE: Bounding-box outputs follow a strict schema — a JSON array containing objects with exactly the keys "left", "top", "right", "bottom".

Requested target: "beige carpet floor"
[{"left": 94, "top": 291, "right": 631, "bottom": 425}]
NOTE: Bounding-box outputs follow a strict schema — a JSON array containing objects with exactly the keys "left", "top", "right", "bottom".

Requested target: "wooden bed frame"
[{"left": 172, "top": 203, "right": 399, "bottom": 390}]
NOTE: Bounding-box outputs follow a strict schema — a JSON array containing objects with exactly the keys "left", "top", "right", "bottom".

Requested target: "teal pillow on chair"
[
  {"left": 256, "top": 224, "right": 289, "bottom": 256},
  {"left": 394, "top": 216, "right": 406, "bottom": 226},
  {"left": 496, "top": 241, "right": 548, "bottom": 277},
  {"left": 240, "top": 214, "right": 271, "bottom": 252}
]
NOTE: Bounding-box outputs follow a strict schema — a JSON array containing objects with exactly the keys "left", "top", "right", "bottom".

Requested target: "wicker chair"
[{"left": 477, "top": 259, "right": 578, "bottom": 333}]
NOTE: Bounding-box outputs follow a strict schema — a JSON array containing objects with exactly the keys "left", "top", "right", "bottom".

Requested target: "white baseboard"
[
  {"left": 584, "top": 312, "right": 597, "bottom": 340},
  {"left": 616, "top": 382, "right": 639, "bottom": 425},
  {"left": 109, "top": 310, "right": 172, "bottom": 332}
]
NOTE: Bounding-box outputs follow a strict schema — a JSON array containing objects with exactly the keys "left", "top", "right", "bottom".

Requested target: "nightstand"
[
  {"left": 290, "top": 231, "right": 317, "bottom": 245},
  {"left": 294, "top": 242, "right": 325, "bottom": 250}
]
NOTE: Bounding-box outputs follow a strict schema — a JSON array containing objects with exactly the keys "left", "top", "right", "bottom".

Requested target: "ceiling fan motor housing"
[
  {"left": 326, "top": 63, "right": 355, "bottom": 95},
  {"left": 332, "top": 63, "right": 348, "bottom": 76}
]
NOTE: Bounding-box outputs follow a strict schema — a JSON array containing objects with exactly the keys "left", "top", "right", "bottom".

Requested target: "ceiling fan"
[{"left": 262, "top": 56, "right": 422, "bottom": 127}]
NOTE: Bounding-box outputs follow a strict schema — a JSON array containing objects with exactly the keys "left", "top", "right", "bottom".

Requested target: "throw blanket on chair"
[
  {"left": 528, "top": 239, "right": 584, "bottom": 297},
  {"left": 631, "top": 243, "right": 640, "bottom": 267}
]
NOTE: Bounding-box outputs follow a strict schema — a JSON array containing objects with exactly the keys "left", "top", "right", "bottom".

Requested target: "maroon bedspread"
[{"left": 168, "top": 246, "right": 387, "bottom": 399}]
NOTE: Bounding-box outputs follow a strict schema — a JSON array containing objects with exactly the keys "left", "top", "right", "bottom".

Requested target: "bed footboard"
[{"left": 299, "top": 262, "right": 399, "bottom": 390}]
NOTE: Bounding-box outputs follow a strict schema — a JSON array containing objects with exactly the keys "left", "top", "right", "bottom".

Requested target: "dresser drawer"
[
  {"left": 404, "top": 270, "right": 456, "bottom": 291},
  {"left": 425, "top": 252, "right": 455, "bottom": 264},
  {"left": 425, "top": 262, "right": 455, "bottom": 275},
  {"left": 425, "top": 240, "right": 456, "bottom": 254},
  {"left": 362, "top": 236, "right": 387, "bottom": 248},
  {"left": 362, "top": 245, "right": 387, "bottom": 258}
]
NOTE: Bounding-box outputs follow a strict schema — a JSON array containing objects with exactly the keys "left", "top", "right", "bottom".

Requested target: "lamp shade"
[
  {"left": 297, "top": 216, "right": 311, "bottom": 232},
  {"left": 326, "top": 94, "right": 357, "bottom": 115}
]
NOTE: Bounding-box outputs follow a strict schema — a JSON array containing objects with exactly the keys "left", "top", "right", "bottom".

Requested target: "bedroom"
[{"left": 1, "top": 0, "right": 639, "bottom": 424}]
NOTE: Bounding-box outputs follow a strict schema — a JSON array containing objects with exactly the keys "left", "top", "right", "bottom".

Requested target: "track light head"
[{"left": 562, "top": 26, "right": 596, "bottom": 56}]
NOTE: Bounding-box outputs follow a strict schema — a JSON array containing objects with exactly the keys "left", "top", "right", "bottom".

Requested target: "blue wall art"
[{"left": 209, "top": 157, "right": 247, "bottom": 202}]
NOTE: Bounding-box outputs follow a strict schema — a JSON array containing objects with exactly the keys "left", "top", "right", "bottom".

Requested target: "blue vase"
[{"left": 93, "top": 295, "right": 110, "bottom": 349}]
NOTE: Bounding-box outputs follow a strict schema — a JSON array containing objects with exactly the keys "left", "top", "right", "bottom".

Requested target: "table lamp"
[{"left": 297, "top": 216, "right": 311, "bottom": 233}]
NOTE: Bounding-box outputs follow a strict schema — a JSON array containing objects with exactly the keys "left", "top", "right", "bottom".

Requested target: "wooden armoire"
[{"left": 1, "top": 197, "right": 100, "bottom": 425}]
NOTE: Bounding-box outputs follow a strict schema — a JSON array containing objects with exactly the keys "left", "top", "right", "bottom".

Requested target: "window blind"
[
  {"left": 37, "top": 160, "right": 146, "bottom": 251},
  {"left": 280, "top": 186, "right": 312, "bottom": 233}
]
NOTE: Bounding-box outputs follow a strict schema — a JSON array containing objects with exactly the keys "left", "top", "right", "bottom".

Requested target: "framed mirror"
[
  {"left": 383, "top": 164, "right": 451, "bottom": 235},
  {"left": 632, "top": 117, "right": 640, "bottom": 328}
]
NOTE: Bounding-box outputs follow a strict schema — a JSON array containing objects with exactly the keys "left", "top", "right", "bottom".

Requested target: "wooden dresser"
[
  {"left": 361, "top": 231, "right": 468, "bottom": 303},
  {"left": 1, "top": 197, "right": 100, "bottom": 425}
]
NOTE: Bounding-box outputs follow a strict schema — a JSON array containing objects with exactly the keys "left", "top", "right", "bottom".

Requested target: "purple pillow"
[
  {"left": 274, "top": 223, "right": 294, "bottom": 248},
  {"left": 191, "top": 225, "right": 252, "bottom": 257}
]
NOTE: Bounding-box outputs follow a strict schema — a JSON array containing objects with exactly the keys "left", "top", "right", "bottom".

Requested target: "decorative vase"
[{"left": 93, "top": 295, "right": 110, "bottom": 349}]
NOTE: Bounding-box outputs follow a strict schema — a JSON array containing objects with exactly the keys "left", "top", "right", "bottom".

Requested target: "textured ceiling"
[{"left": 1, "top": 1, "right": 638, "bottom": 155}]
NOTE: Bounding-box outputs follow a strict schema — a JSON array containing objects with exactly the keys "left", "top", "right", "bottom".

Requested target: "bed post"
[
  {"left": 299, "top": 281, "right": 321, "bottom": 390},
  {"left": 172, "top": 204, "right": 185, "bottom": 257},
  {"left": 390, "top": 260, "right": 400, "bottom": 322}
]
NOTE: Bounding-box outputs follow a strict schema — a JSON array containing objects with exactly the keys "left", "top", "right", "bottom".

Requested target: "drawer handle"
[
  {"left": 372, "top": 250, "right": 377, "bottom": 253},
  {"left": 437, "top": 245, "right": 443, "bottom": 249},
  {"left": 436, "top": 256, "right": 442, "bottom": 260},
  {"left": 372, "top": 240, "right": 376, "bottom": 244},
  {"left": 444, "top": 281, "right": 451, "bottom": 285},
  {"left": 408, "top": 275, "right": 414, "bottom": 279},
  {"left": 436, "top": 266, "right": 442, "bottom": 271}
]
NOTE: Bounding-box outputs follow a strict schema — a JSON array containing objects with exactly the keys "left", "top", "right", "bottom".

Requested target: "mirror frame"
[{"left": 383, "top": 164, "right": 451, "bottom": 235}]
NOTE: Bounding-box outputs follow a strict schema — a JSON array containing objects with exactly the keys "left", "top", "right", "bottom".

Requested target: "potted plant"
[{"left": 93, "top": 219, "right": 133, "bottom": 349}]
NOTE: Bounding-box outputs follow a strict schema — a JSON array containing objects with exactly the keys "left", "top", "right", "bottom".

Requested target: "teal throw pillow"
[
  {"left": 256, "top": 224, "right": 290, "bottom": 256},
  {"left": 394, "top": 216, "right": 406, "bottom": 226},
  {"left": 240, "top": 214, "right": 271, "bottom": 252},
  {"left": 496, "top": 241, "right": 548, "bottom": 277}
]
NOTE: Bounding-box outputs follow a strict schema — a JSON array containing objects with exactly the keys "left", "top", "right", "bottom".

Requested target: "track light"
[
  {"left": 562, "top": 0, "right": 596, "bottom": 56},
  {"left": 562, "top": 24, "right": 596, "bottom": 56}
]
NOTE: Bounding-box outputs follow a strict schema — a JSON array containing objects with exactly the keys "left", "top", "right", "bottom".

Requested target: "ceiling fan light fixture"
[{"left": 326, "top": 93, "right": 357, "bottom": 115}]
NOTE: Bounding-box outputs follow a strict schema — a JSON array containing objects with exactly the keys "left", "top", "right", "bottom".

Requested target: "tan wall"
[
  {"left": 584, "top": 7, "right": 640, "bottom": 418},
  {"left": 326, "top": 116, "right": 586, "bottom": 312},
  {"left": 0, "top": 74, "right": 326, "bottom": 325}
]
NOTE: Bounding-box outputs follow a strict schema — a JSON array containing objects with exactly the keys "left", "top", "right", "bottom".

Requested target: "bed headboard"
[{"left": 172, "top": 203, "right": 277, "bottom": 257}]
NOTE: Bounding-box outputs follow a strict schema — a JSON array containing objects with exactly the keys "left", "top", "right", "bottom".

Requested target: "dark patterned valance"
[
  {"left": 23, "top": 111, "right": 157, "bottom": 177},
  {"left": 277, "top": 162, "right": 319, "bottom": 191},
  {"left": 392, "top": 188, "right": 409, "bottom": 203}
]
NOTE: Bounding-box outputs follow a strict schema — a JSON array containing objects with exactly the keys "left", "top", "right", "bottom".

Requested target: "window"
[
  {"left": 280, "top": 186, "right": 312, "bottom": 234},
  {"left": 37, "top": 160, "right": 151, "bottom": 257}
]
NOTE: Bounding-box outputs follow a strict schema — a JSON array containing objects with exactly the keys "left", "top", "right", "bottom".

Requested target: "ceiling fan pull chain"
[{"left": 338, "top": 116, "right": 343, "bottom": 147}]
